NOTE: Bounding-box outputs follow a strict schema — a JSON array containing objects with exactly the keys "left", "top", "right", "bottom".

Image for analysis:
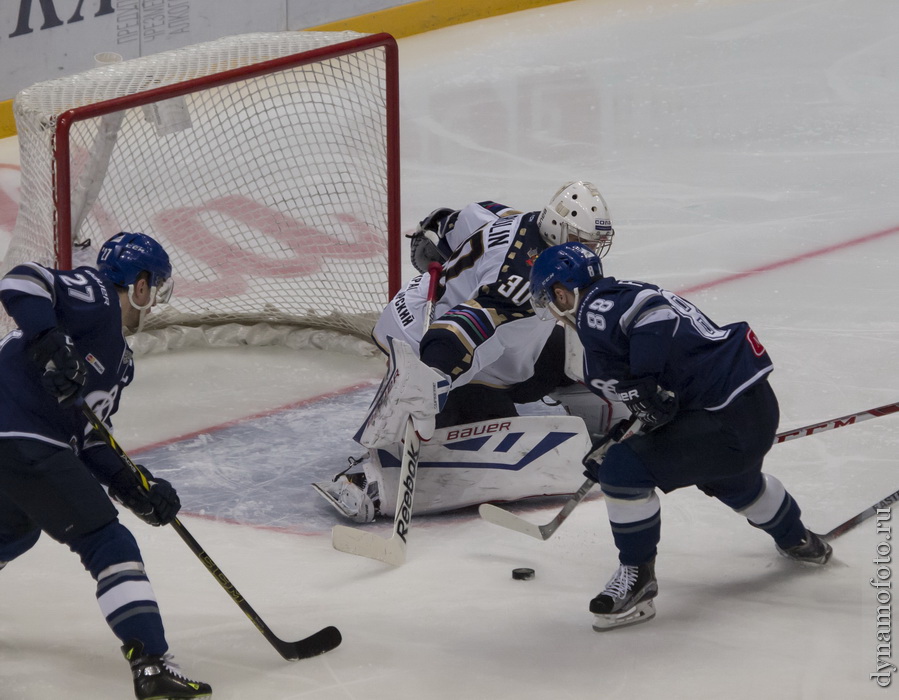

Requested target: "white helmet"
[{"left": 537, "top": 181, "right": 615, "bottom": 257}]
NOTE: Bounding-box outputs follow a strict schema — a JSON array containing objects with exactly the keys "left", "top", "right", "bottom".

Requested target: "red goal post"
[{"left": 3, "top": 31, "right": 400, "bottom": 348}]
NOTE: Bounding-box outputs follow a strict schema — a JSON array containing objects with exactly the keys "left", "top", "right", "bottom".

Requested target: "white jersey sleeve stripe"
[
  {"left": 632, "top": 306, "right": 677, "bottom": 329},
  {"left": 618, "top": 289, "right": 663, "bottom": 334},
  {"left": 0, "top": 276, "right": 54, "bottom": 302}
]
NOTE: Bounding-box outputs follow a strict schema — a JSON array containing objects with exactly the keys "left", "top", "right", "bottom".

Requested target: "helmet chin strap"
[
  {"left": 549, "top": 287, "right": 581, "bottom": 329},
  {"left": 127, "top": 284, "right": 159, "bottom": 332}
]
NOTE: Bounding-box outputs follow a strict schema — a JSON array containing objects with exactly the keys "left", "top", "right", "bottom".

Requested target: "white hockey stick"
[
  {"left": 479, "top": 416, "right": 640, "bottom": 540},
  {"left": 481, "top": 399, "right": 899, "bottom": 540},
  {"left": 331, "top": 262, "right": 443, "bottom": 565}
]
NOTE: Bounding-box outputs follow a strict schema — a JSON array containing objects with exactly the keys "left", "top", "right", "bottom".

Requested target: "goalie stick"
[
  {"left": 80, "top": 403, "right": 341, "bottom": 661},
  {"left": 331, "top": 261, "right": 444, "bottom": 566},
  {"left": 480, "top": 398, "right": 899, "bottom": 541}
]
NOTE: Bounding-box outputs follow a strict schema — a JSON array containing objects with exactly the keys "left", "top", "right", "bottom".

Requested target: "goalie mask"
[
  {"left": 529, "top": 241, "right": 603, "bottom": 325},
  {"left": 537, "top": 181, "right": 614, "bottom": 257},
  {"left": 98, "top": 232, "right": 174, "bottom": 326}
]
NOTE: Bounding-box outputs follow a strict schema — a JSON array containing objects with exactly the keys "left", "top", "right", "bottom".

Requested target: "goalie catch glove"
[
  {"left": 28, "top": 328, "right": 87, "bottom": 407},
  {"left": 355, "top": 337, "right": 451, "bottom": 449},
  {"left": 107, "top": 466, "right": 181, "bottom": 526},
  {"left": 614, "top": 377, "right": 678, "bottom": 431},
  {"left": 407, "top": 207, "right": 457, "bottom": 273}
]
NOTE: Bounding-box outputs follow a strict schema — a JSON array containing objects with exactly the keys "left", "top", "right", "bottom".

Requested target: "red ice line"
[
  {"left": 130, "top": 379, "right": 378, "bottom": 456},
  {"left": 134, "top": 222, "right": 899, "bottom": 455},
  {"left": 676, "top": 224, "right": 899, "bottom": 296},
  {"left": 144, "top": 222, "right": 899, "bottom": 533}
]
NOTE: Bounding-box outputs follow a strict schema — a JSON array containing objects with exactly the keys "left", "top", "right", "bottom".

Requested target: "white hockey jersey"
[{"left": 373, "top": 202, "right": 556, "bottom": 389}]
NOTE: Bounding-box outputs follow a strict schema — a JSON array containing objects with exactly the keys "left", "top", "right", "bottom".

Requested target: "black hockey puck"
[{"left": 512, "top": 567, "right": 535, "bottom": 581}]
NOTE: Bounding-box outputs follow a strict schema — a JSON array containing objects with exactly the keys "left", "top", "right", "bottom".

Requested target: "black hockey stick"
[
  {"left": 80, "top": 403, "right": 341, "bottom": 661},
  {"left": 331, "top": 261, "right": 443, "bottom": 565},
  {"left": 823, "top": 488, "right": 899, "bottom": 541},
  {"left": 481, "top": 399, "right": 899, "bottom": 540}
]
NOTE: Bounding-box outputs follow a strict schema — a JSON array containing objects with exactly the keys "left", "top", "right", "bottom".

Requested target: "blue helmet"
[
  {"left": 97, "top": 232, "right": 172, "bottom": 302},
  {"left": 529, "top": 241, "right": 603, "bottom": 318}
]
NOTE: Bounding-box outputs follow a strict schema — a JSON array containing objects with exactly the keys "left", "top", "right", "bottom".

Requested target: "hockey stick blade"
[
  {"left": 79, "top": 403, "right": 342, "bottom": 661},
  {"left": 273, "top": 625, "right": 343, "bottom": 661},
  {"left": 478, "top": 503, "right": 548, "bottom": 540},
  {"left": 479, "top": 417, "right": 640, "bottom": 540},
  {"left": 331, "top": 523, "right": 406, "bottom": 566},
  {"left": 823, "top": 487, "right": 899, "bottom": 542},
  {"left": 479, "top": 477, "right": 596, "bottom": 541}
]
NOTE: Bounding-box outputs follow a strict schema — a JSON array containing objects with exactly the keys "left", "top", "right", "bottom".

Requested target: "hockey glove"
[
  {"left": 28, "top": 328, "right": 87, "bottom": 407},
  {"left": 614, "top": 377, "right": 678, "bottom": 431},
  {"left": 355, "top": 337, "right": 451, "bottom": 449},
  {"left": 407, "top": 207, "right": 456, "bottom": 273},
  {"left": 582, "top": 419, "right": 633, "bottom": 482},
  {"left": 107, "top": 466, "right": 181, "bottom": 526}
]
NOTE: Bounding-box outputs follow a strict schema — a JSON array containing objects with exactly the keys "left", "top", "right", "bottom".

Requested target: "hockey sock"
[
  {"left": 733, "top": 474, "right": 805, "bottom": 548},
  {"left": 70, "top": 522, "right": 168, "bottom": 655},
  {"left": 598, "top": 444, "right": 661, "bottom": 565},
  {"left": 602, "top": 487, "right": 661, "bottom": 566}
]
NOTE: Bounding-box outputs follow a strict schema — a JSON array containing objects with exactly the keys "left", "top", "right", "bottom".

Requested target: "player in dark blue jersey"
[
  {"left": 0, "top": 232, "right": 211, "bottom": 699},
  {"left": 529, "top": 241, "right": 832, "bottom": 632}
]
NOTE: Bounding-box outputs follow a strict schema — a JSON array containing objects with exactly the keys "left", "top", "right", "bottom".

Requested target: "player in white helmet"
[{"left": 314, "top": 182, "right": 628, "bottom": 523}]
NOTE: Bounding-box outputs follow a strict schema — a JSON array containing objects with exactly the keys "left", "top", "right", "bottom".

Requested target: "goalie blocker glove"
[
  {"left": 108, "top": 465, "right": 181, "bottom": 526},
  {"left": 28, "top": 328, "right": 87, "bottom": 407},
  {"left": 614, "top": 377, "right": 677, "bottom": 431},
  {"left": 355, "top": 337, "right": 451, "bottom": 449}
]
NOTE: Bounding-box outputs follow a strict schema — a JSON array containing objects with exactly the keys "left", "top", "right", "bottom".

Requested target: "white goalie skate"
[
  {"left": 312, "top": 472, "right": 380, "bottom": 524},
  {"left": 590, "top": 560, "right": 658, "bottom": 631}
]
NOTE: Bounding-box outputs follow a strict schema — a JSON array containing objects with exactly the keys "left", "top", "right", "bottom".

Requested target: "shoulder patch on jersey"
[{"left": 84, "top": 353, "right": 106, "bottom": 375}]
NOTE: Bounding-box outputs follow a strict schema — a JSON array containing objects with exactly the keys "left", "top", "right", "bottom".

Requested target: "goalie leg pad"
[{"left": 548, "top": 383, "right": 629, "bottom": 439}]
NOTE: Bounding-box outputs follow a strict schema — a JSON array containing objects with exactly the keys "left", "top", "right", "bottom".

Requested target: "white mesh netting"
[{"left": 2, "top": 31, "right": 397, "bottom": 351}]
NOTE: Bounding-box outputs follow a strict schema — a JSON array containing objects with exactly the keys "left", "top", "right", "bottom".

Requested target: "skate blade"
[
  {"left": 776, "top": 546, "right": 833, "bottom": 566},
  {"left": 592, "top": 599, "right": 656, "bottom": 631},
  {"left": 312, "top": 482, "right": 358, "bottom": 519},
  {"left": 311, "top": 482, "right": 374, "bottom": 523}
]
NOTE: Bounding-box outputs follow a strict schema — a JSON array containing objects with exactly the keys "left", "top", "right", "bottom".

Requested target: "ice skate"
[
  {"left": 777, "top": 529, "right": 832, "bottom": 565},
  {"left": 590, "top": 560, "right": 658, "bottom": 631},
  {"left": 122, "top": 639, "right": 211, "bottom": 699},
  {"left": 312, "top": 470, "right": 379, "bottom": 523}
]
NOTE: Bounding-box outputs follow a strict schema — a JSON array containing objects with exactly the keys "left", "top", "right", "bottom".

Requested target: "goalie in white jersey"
[{"left": 315, "top": 182, "right": 629, "bottom": 522}]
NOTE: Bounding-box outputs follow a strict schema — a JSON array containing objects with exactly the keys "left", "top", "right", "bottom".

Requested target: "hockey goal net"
[{"left": 2, "top": 31, "right": 399, "bottom": 350}]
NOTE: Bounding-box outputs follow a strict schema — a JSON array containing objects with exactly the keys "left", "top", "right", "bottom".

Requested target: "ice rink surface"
[{"left": 2, "top": 0, "right": 899, "bottom": 697}]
